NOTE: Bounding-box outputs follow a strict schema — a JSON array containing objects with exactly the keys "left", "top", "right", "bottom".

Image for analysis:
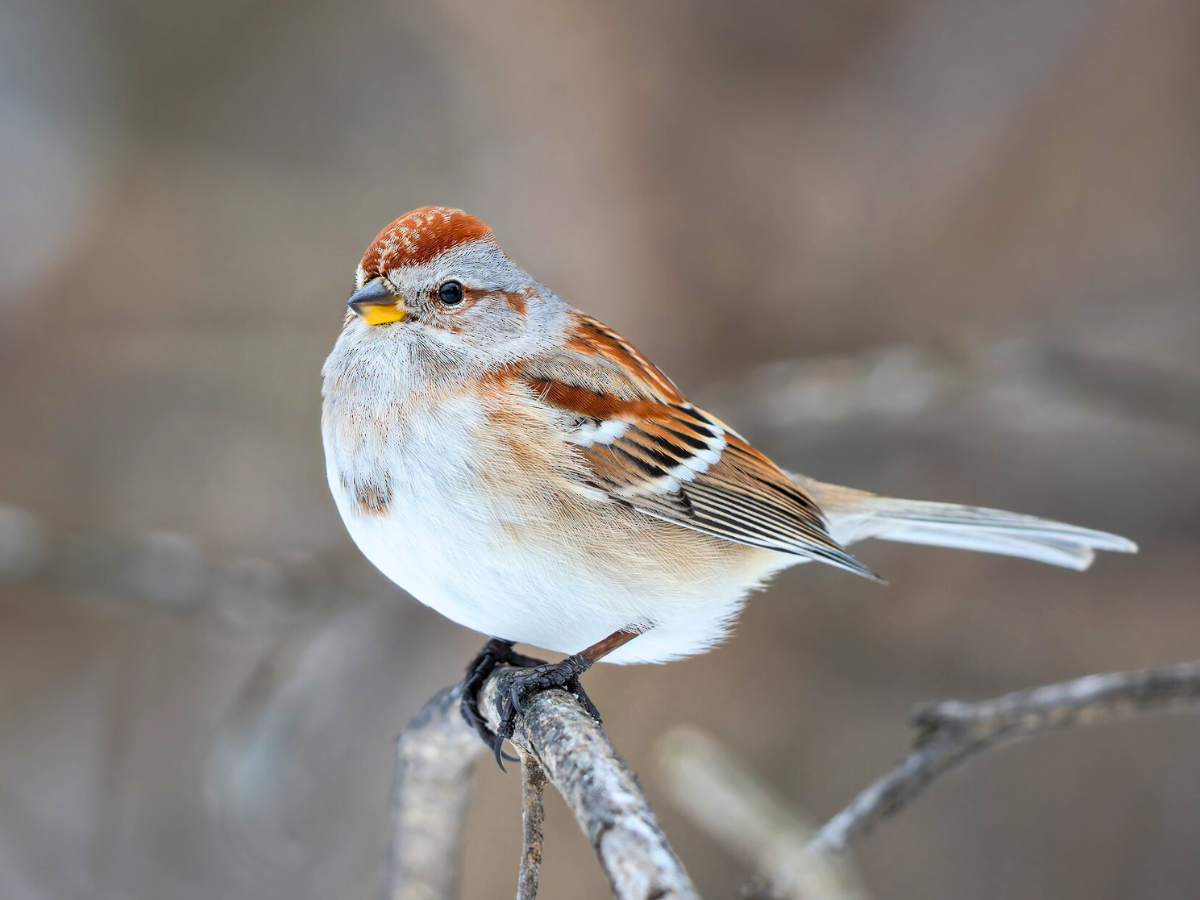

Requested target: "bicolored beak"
[{"left": 348, "top": 277, "right": 406, "bottom": 325}]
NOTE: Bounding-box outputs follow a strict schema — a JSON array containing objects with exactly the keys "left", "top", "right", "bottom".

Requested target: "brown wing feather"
[{"left": 523, "top": 315, "right": 878, "bottom": 579}]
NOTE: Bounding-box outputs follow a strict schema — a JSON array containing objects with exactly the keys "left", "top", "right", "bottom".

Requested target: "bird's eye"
[{"left": 437, "top": 281, "right": 464, "bottom": 306}]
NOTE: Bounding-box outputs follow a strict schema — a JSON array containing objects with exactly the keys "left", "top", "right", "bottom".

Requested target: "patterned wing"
[{"left": 523, "top": 315, "right": 877, "bottom": 579}]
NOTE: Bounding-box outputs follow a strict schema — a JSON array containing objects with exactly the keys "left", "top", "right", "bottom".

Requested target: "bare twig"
[
  {"left": 660, "top": 727, "right": 868, "bottom": 900},
  {"left": 516, "top": 751, "right": 547, "bottom": 900},
  {"left": 386, "top": 686, "right": 485, "bottom": 900},
  {"left": 809, "top": 661, "right": 1200, "bottom": 854}
]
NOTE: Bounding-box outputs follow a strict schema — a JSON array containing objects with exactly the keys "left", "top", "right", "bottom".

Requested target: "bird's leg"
[
  {"left": 490, "top": 627, "right": 644, "bottom": 769},
  {"left": 460, "top": 637, "right": 549, "bottom": 750}
]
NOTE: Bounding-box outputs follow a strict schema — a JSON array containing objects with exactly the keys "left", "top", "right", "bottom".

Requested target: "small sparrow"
[{"left": 321, "top": 207, "right": 1136, "bottom": 757}]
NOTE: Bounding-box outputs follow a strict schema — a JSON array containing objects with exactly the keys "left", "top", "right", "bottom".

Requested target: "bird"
[{"left": 321, "top": 206, "right": 1136, "bottom": 761}]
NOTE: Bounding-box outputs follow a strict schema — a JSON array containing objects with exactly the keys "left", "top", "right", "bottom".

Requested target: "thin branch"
[
  {"left": 809, "top": 661, "right": 1200, "bottom": 854},
  {"left": 516, "top": 751, "right": 547, "bottom": 900},
  {"left": 386, "top": 685, "right": 485, "bottom": 900},
  {"left": 659, "top": 727, "right": 868, "bottom": 900}
]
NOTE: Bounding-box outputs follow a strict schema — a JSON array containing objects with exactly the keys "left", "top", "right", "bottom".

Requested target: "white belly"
[{"left": 323, "top": 394, "right": 791, "bottom": 664}]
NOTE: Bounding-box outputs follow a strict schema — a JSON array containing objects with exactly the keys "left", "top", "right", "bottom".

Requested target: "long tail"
[
  {"left": 791, "top": 475, "right": 1138, "bottom": 572},
  {"left": 856, "top": 497, "right": 1137, "bottom": 570}
]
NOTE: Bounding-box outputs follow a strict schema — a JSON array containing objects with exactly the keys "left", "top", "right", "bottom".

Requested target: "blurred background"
[{"left": 1, "top": 0, "right": 1198, "bottom": 897}]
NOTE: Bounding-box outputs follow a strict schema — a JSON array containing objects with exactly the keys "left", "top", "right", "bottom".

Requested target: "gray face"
[{"left": 344, "top": 239, "right": 569, "bottom": 381}]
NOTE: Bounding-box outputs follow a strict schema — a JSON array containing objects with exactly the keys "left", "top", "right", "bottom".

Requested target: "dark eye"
[{"left": 437, "top": 280, "right": 464, "bottom": 306}]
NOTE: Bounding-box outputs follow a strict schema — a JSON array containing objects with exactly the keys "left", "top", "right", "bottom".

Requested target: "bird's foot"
[
  {"left": 491, "top": 654, "right": 600, "bottom": 769},
  {"left": 459, "top": 638, "right": 547, "bottom": 755}
]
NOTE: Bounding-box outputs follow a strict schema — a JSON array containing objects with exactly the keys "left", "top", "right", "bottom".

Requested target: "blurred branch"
[
  {"left": 0, "top": 505, "right": 389, "bottom": 630},
  {"left": 387, "top": 686, "right": 484, "bottom": 900},
  {"left": 659, "top": 727, "right": 868, "bottom": 900},
  {"left": 1031, "top": 345, "right": 1200, "bottom": 435},
  {"left": 700, "top": 341, "right": 1200, "bottom": 437},
  {"left": 809, "top": 661, "right": 1200, "bottom": 854}
]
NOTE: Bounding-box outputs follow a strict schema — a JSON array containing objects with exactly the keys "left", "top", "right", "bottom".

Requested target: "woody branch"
[
  {"left": 808, "top": 660, "right": 1200, "bottom": 854},
  {"left": 387, "top": 660, "right": 1200, "bottom": 900}
]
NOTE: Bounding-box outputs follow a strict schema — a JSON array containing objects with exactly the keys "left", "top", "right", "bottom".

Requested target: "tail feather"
[{"left": 856, "top": 498, "right": 1137, "bottom": 571}]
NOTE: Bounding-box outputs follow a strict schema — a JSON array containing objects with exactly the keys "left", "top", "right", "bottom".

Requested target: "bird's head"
[{"left": 345, "top": 208, "right": 556, "bottom": 361}]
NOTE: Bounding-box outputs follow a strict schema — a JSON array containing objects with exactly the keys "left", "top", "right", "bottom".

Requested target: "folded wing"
[{"left": 523, "top": 315, "right": 878, "bottom": 580}]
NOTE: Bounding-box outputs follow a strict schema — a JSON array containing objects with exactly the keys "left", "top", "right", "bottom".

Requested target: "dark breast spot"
[{"left": 344, "top": 473, "right": 393, "bottom": 516}]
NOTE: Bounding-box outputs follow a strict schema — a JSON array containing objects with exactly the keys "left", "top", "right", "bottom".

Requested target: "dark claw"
[
  {"left": 493, "top": 731, "right": 509, "bottom": 771},
  {"left": 573, "top": 688, "right": 602, "bottom": 724},
  {"left": 458, "top": 641, "right": 604, "bottom": 771},
  {"left": 458, "top": 637, "right": 548, "bottom": 768}
]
